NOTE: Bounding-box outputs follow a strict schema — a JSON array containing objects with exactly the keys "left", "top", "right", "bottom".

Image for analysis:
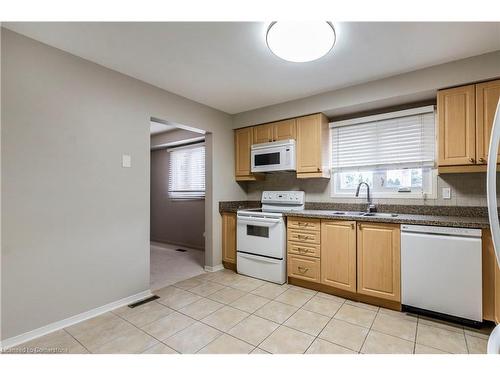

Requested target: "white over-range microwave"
[{"left": 251, "top": 139, "right": 296, "bottom": 173}]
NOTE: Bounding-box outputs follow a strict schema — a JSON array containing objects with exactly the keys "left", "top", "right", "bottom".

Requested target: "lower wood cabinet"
[
  {"left": 287, "top": 254, "right": 321, "bottom": 283},
  {"left": 221, "top": 212, "right": 237, "bottom": 266},
  {"left": 320, "top": 220, "right": 357, "bottom": 293},
  {"left": 356, "top": 222, "right": 401, "bottom": 302}
]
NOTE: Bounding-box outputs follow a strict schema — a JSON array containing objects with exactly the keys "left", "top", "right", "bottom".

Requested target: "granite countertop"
[
  {"left": 219, "top": 201, "right": 490, "bottom": 229},
  {"left": 283, "top": 210, "right": 490, "bottom": 229}
]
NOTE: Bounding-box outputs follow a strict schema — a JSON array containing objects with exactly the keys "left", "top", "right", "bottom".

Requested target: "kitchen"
[
  {"left": 2, "top": 15, "right": 500, "bottom": 364},
  {"left": 220, "top": 83, "right": 500, "bottom": 352}
]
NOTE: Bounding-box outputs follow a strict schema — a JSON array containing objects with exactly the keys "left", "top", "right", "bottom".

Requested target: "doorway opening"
[{"left": 149, "top": 119, "right": 208, "bottom": 290}]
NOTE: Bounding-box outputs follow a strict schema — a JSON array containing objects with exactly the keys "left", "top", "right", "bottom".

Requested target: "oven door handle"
[{"left": 237, "top": 216, "right": 282, "bottom": 226}]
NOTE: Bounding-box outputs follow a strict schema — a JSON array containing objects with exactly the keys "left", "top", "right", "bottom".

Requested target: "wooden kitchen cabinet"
[
  {"left": 221, "top": 212, "right": 237, "bottom": 267},
  {"left": 438, "top": 84, "right": 476, "bottom": 166},
  {"left": 495, "top": 258, "right": 500, "bottom": 324},
  {"left": 321, "top": 220, "right": 357, "bottom": 293},
  {"left": 437, "top": 79, "right": 500, "bottom": 173},
  {"left": 273, "top": 119, "right": 296, "bottom": 141},
  {"left": 476, "top": 79, "right": 500, "bottom": 165},
  {"left": 234, "top": 127, "right": 259, "bottom": 181},
  {"left": 253, "top": 123, "right": 274, "bottom": 144},
  {"left": 253, "top": 119, "right": 296, "bottom": 144},
  {"left": 296, "top": 113, "right": 330, "bottom": 178},
  {"left": 357, "top": 222, "right": 401, "bottom": 302}
]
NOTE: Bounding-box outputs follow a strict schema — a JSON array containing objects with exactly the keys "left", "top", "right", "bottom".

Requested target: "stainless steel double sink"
[{"left": 330, "top": 211, "right": 399, "bottom": 218}]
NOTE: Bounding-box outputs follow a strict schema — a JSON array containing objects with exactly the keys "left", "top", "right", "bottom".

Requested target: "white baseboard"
[
  {"left": 0, "top": 289, "right": 152, "bottom": 351},
  {"left": 204, "top": 264, "right": 224, "bottom": 272}
]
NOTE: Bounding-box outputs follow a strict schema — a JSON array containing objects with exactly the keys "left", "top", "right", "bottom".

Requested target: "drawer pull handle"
[
  {"left": 297, "top": 235, "right": 310, "bottom": 240},
  {"left": 297, "top": 266, "right": 309, "bottom": 273},
  {"left": 297, "top": 222, "right": 310, "bottom": 227},
  {"left": 297, "top": 247, "right": 310, "bottom": 253}
]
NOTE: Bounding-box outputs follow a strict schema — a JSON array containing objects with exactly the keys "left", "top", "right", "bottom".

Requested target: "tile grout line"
[
  {"left": 301, "top": 299, "right": 348, "bottom": 353},
  {"left": 358, "top": 306, "right": 379, "bottom": 354}
]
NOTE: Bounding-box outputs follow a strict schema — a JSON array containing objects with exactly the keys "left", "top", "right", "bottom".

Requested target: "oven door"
[
  {"left": 236, "top": 215, "right": 286, "bottom": 259},
  {"left": 251, "top": 144, "right": 295, "bottom": 173}
]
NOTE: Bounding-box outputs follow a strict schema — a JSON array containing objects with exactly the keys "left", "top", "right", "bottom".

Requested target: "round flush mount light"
[{"left": 266, "top": 21, "right": 336, "bottom": 63}]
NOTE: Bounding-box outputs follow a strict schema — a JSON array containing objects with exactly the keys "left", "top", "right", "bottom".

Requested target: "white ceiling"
[
  {"left": 5, "top": 22, "right": 500, "bottom": 114},
  {"left": 150, "top": 121, "right": 176, "bottom": 135}
]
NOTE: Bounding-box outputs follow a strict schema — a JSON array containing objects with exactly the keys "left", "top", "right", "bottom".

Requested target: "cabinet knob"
[
  {"left": 317, "top": 167, "right": 321, "bottom": 172},
  {"left": 469, "top": 157, "right": 475, "bottom": 163},
  {"left": 351, "top": 223, "right": 355, "bottom": 230},
  {"left": 479, "top": 157, "right": 485, "bottom": 163}
]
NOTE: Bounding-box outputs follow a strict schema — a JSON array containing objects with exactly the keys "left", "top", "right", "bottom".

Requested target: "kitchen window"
[
  {"left": 330, "top": 106, "right": 436, "bottom": 198},
  {"left": 168, "top": 143, "right": 205, "bottom": 199}
]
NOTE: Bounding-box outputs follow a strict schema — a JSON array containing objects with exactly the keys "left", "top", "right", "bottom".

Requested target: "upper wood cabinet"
[
  {"left": 321, "top": 220, "right": 357, "bottom": 293},
  {"left": 234, "top": 127, "right": 257, "bottom": 181},
  {"left": 357, "top": 222, "right": 401, "bottom": 302},
  {"left": 234, "top": 113, "right": 328, "bottom": 180},
  {"left": 476, "top": 79, "right": 500, "bottom": 164},
  {"left": 253, "top": 123, "right": 274, "bottom": 144},
  {"left": 253, "top": 119, "right": 297, "bottom": 144},
  {"left": 221, "top": 212, "right": 237, "bottom": 265},
  {"left": 438, "top": 84, "right": 476, "bottom": 166},
  {"left": 273, "top": 119, "right": 297, "bottom": 141},
  {"left": 437, "top": 79, "right": 500, "bottom": 172},
  {"left": 296, "top": 113, "right": 330, "bottom": 178}
]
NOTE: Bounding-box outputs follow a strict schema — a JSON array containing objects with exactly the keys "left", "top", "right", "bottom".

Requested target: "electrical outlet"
[{"left": 442, "top": 187, "right": 451, "bottom": 199}]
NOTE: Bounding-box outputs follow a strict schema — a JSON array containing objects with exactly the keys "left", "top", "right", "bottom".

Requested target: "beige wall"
[
  {"left": 233, "top": 51, "right": 500, "bottom": 128},
  {"left": 150, "top": 130, "right": 205, "bottom": 250},
  {"left": 1, "top": 29, "right": 245, "bottom": 341}
]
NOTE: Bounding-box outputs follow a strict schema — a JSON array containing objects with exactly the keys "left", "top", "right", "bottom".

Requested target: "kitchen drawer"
[
  {"left": 288, "top": 241, "right": 320, "bottom": 258},
  {"left": 287, "top": 217, "right": 321, "bottom": 232},
  {"left": 288, "top": 229, "right": 320, "bottom": 244},
  {"left": 288, "top": 254, "right": 321, "bottom": 282}
]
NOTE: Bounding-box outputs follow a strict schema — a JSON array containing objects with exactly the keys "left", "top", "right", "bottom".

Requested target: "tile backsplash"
[{"left": 245, "top": 172, "right": 497, "bottom": 206}]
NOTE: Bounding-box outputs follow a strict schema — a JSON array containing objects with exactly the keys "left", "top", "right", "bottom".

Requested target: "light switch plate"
[
  {"left": 442, "top": 187, "right": 451, "bottom": 199},
  {"left": 122, "top": 154, "right": 131, "bottom": 168}
]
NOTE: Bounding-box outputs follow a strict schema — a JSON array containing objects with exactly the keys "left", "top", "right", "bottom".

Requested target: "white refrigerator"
[{"left": 486, "top": 98, "right": 500, "bottom": 354}]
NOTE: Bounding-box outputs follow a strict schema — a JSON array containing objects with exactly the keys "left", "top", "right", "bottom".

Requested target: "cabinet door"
[
  {"left": 296, "top": 114, "right": 322, "bottom": 173},
  {"left": 476, "top": 79, "right": 500, "bottom": 164},
  {"left": 496, "top": 258, "right": 500, "bottom": 325},
  {"left": 222, "top": 213, "right": 237, "bottom": 264},
  {"left": 357, "top": 222, "right": 401, "bottom": 302},
  {"left": 482, "top": 229, "right": 497, "bottom": 321},
  {"left": 253, "top": 123, "right": 274, "bottom": 144},
  {"left": 438, "top": 85, "right": 476, "bottom": 166},
  {"left": 321, "top": 221, "right": 357, "bottom": 292},
  {"left": 273, "top": 119, "right": 296, "bottom": 141},
  {"left": 234, "top": 127, "right": 253, "bottom": 178}
]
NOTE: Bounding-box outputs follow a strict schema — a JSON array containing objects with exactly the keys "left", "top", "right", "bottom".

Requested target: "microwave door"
[{"left": 255, "top": 152, "right": 280, "bottom": 167}]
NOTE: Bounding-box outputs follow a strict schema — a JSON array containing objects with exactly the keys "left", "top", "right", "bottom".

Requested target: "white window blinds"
[
  {"left": 168, "top": 143, "right": 205, "bottom": 199},
  {"left": 331, "top": 107, "right": 436, "bottom": 170}
]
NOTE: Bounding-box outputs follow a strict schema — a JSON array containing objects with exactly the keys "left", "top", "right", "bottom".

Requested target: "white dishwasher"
[{"left": 401, "top": 224, "right": 482, "bottom": 325}]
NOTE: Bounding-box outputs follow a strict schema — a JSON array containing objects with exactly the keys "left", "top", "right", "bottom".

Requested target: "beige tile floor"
[{"left": 7, "top": 269, "right": 493, "bottom": 354}]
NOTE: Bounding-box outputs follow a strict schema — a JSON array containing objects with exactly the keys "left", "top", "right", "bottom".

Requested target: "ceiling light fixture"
[{"left": 266, "top": 21, "right": 336, "bottom": 63}]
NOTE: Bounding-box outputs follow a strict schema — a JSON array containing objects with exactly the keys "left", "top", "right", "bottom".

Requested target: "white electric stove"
[{"left": 236, "top": 191, "right": 305, "bottom": 284}]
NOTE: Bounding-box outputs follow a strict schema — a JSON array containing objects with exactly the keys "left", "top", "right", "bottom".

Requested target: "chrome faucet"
[{"left": 355, "top": 182, "right": 376, "bottom": 213}]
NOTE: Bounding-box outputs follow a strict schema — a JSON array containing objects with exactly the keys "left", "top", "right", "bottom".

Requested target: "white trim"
[
  {"left": 0, "top": 289, "right": 152, "bottom": 351},
  {"left": 330, "top": 105, "right": 435, "bottom": 128},
  {"left": 204, "top": 264, "right": 224, "bottom": 272},
  {"left": 150, "top": 136, "right": 205, "bottom": 151}
]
